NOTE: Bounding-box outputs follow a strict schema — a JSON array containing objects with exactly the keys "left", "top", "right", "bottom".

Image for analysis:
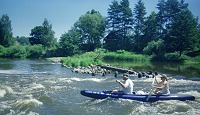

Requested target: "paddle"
[{"left": 146, "top": 76, "right": 156, "bottom": 101}]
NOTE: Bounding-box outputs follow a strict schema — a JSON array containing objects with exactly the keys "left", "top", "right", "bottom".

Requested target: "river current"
[{"left": 0, "top": 59, "right": 200, "bottom": 115}]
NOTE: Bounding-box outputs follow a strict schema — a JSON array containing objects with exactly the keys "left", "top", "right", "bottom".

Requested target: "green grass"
[
  {"left": 103, "top": 50, "right": 150, "bottom": 62},
  {"left": 60, "top": 49, "right": 151, "bottom": 67},
  {"left": 60, "top": 52, "right": 103, "bottom": 67}
]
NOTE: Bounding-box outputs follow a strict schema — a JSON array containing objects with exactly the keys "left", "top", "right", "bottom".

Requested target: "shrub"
[
  {"left": 26, "top": 45, "right": 45, "bottom": 58},
  {"left": 3, "top": 45, "right": 28, "bottom": 58},
  {"left": 164, "top": 52, "right": 189, "bottom": 62}
]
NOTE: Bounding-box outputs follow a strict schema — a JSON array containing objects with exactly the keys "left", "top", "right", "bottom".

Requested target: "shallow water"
[{"left": 0, "top": 59, "right": 200, "bottom": 115}]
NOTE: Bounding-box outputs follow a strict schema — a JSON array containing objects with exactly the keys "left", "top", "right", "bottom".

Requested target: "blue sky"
[{"left": 0, "top": 0, "right": 199, "bottom": 39}]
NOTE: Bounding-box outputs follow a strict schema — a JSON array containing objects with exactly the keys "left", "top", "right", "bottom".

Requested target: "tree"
[
  {"left": 133, "top": 0, "right": 146, "bottom": 52},
  {"left": 166, "top": 10, "right": 199, "bottom": 56},
  {"left": 156, "top": 0, "right": 167, "bottom": 38},
  {"left": 106, "top": 0, "right": 133, "bottom": 51},
  {"left": 0, "top": 14, "right": 14, "bottom": 47},
  {"left": 119, "top": 0, "right": 133, "bottom": 36},
  {"left": 119, "top": 0, "right": 133, "bottom": 50},
  {"left": 15, "top": 36, "right": 30, "bottom": 45},
  {"left": 30, "top": 19, "right": 57, "bottom": 48},
  {"left": 107, "top": 0, "right": 121, "bottom": 32},
  {"left": 142, "top": 12, "right": 158, "bottom": 49},
  {"left": 74, "top": 9, "right": 106, "bottom": 51},
  {"left": 59, "top": 27, "right": 81, "bottom": 56}
]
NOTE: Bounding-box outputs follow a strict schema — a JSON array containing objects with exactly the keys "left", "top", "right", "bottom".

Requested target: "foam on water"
[
  {"left": 13, "top": 97, "right": 43, "bottom": 108},
  {"left": 75, "top": 77, "right": 106, "bottom": 82},
  {"left": 30, "top": 83, "right": 45, "bottom": 90},
  {"left": 0, "top": 90, "right": 6, "bottom": 97},
  {"left": 58, "top": 77, "right": 106, "bottom": 83},
  {"left": 0, "top": 86, "right": 16, "bottom": 95}
]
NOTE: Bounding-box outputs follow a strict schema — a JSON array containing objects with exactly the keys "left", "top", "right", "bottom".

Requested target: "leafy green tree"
[
  {"left": 133, "top": 0, "right": 146, "bottom": 52},
  {"left": 26, "top": 44, "right": 45, "bottom": 58},
  {"left": 142, "top": 12, "right": 158, "bottom": 50},
  {"left": 119, "top": 0, "right": 133, "bottom": 36},
  {"left": 143, "top": 39, "right": 164, "bottom": 56},
  {"left": 15, "top": 36, "right": 30, "bottom": 45},
  {"left": 30, "top": 19, "right": 57, "bottom": 48},
  {"left": 166, "top": 10, "right": 199, "bottom": 56},
  {"left": 107, "top": 0, "right": 121, "bottom": 32},
  {"left": 156, "top": 0, "right": 166, "bottom": 38},
  {"left": 106, "top": 0, "right": 133, "bottom": 51},
  {"left": 0, "top": 14, "right": 15, "bottom": 47},
  {"left": 119, "top": 0, "right": 133, "bottom": 50},
  {"left": 42, "top": 19, "right": 57, "bottom": 48},
  {"left": 74, "top": 9, "right": 106, "bottom": 51},
  {"left": 59, "top": 27, "right": 81, "bottom": 56}
]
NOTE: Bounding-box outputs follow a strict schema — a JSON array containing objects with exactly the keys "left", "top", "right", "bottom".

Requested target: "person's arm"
[
  {"left": 155, "top": 76, "right": 159, "bottom": 84},
  {"left": 153, "top": 82, "right": 167, "bottom": 89},
  {"left": 116, "top": 80, "right": 126, "bottom": 88}
]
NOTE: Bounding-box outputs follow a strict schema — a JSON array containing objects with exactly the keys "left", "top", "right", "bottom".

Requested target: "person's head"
[
  {"left": 161, "top": 74, "right": 168, "bottom": 81},
  {"left": 123, "top": 74, "right": 129, "bottom": 80},
  {"left": 154, "top": 71, "right": 158, "bottom": 75}
]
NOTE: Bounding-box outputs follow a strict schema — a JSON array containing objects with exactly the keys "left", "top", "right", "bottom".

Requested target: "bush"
[
  {"left": 103, "top": 50, "right": 149, "bottom": 62},
  {"left": 3, "top": 45, "right": 28, "bottom": 58},
  {"left": 26, "top": 45, "right": 46, "bottom": 58},
  {"left": 164, "top": 52, "right": 189, "bottom": 62},
  {"left": 60, "top": 52, "right": 103, "bottom": 67},
  {"left": 0, "top": 45, "right": 5, "bottom": 56}
]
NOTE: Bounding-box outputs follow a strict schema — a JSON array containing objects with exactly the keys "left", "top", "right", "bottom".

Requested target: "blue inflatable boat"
[{"left": 80, "top": 90, "right": 195, "bottom": 102}]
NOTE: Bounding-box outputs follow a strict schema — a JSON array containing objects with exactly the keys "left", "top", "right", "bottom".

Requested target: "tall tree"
[
  {"left": 30, "top": 19, "right": 56, "bottom": 48},
  {"left": 166, "top": 9, "right": 199, "bottom": 56},
  {"left": 0, "top": 14, "right": 14, "bottom": 47},
  {"left": 119, "top": 0, "right": 133, "bottom": 50},
  {"left": 59, "top": 27, "right": 81, "bottom": 56},
  {"left": 42, "top": 19, "right": 57, "bottom": 48},
  {"left": 133, "top": 0, "right": 146, "bottom": 52},
  {"left": 107, "top": 0, "right": 121, "bottom": 32},
  {"left": 143, "top": 11, "right": 158, "bottom": 49},
  {"left": 74, "top": 9, "right": 106, "bottom": 51},
  {"left": 156, "top": 0, "right": 167, "bottom": 38},
  {"left": 119, "top": 0, "right": 133, "bottom": 36}
]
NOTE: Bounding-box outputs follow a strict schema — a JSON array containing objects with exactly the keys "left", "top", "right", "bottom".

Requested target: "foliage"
[
  {"left": 0, "top": 14, "right": 15, "bottom": 47},
  {"left": 106, "top": 0, "right": 133, "bottom": 50},
  {"left": 103, "top": 50, "right": 149, "bottom": 62},
  {"left": 133, "top": 0, "right": 147, "bottom": 52},
  {"left": 165, "top": 9, "right": 199, "bottom": 56},
  {"left": 61, "top": 51, "right": 103, "bottom": 67},
  {"left": 164, "top": 52, "right": 189, "bottom": 62},
  {"left": 143, "top": 39, "right": 164, "bottom": 55},
  {"left": 30, "top": 19, "right": 57, "bottom": 48},
  {"left": 59, "top": 27, "right": 81, "bottom": 56},
  {"left": 0, "top": 45, "right": 5, "bottom": 56},
  {"left": 26, "top": 45, "right": 46, "bottom": 58},
  {"left": 73, "top": 9, "right": 106, "bottom": 51},
  {"left": 143, "top": 12, "right": 158, "bottom": 48},
  {"left": 15, "top": 36, "right": 30, "bottom": 45},
  {"left": 0, "top": 45, "right": 45, "bottom": 58},
  {"left": 1, "top": 0, "right": 200, "bottom": 63},
  {"left": 2, "top": 45, "right": 28, "bottom": 58}
]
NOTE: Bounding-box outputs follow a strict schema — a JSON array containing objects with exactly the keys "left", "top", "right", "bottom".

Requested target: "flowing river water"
[{"left": 0, "top": 59, "right": 200, "bottom": 115}]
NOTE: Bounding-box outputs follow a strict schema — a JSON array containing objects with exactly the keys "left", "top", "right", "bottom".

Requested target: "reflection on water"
[{"left": 0, "top": 59, "right": 200, "bottom": 115}]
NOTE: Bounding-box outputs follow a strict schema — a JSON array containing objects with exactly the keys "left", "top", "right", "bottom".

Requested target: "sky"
[{"left": 0, "top": 0, "right": 199, "bottom": 39}]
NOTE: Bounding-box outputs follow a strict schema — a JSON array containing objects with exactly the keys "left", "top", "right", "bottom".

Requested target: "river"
[{"left": 0, "top": 59, "right": 200, "bottom": 115}]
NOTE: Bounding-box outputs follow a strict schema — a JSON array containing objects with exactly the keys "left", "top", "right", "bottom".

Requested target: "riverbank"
[{"left": 46, "top": 50, "right": 200, "bottom": 78}]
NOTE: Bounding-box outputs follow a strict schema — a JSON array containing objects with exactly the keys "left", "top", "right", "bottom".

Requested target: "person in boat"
[
  {"left": 153, "top": 74, "right": 170, "bottom": 95},
  {"left": 112, "top": 74, "right": 134, "bottom": 94}
]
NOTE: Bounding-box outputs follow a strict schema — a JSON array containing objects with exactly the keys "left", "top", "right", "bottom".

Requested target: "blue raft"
[{"left": 80, "top": 90, "right": 195, "bottom": 102}]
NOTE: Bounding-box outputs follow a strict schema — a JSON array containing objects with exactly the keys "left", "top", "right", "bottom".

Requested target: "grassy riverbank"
[
  {"left": 48, "top": 49, "right": 200, "bottom": 68},
  {"left": 60, "top": 49, "right": 150, "bottom": 68}
]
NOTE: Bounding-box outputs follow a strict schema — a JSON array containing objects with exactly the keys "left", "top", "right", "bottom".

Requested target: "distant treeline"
[{"left": 0, "top": 0, "right": 200, "bottom": 62}]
